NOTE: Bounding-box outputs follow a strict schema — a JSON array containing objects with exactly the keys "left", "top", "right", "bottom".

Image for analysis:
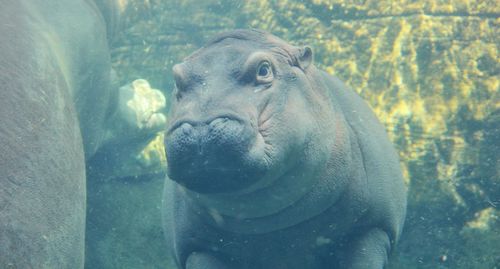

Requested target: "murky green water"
[
  {"left": 1, "top": 1, "right": 497, "bottom": 269},
  {"left": 89, "top": 1, "right": 499, "bottom": 268}
]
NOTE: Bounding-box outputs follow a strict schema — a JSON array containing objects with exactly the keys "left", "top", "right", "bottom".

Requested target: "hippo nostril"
[
  {"left": 209, "top": 117, "right": 230, "bottom": 128},
  {"left": 167, "top": 120, "right": 196, "bottom": 135},
  {"left": 180, "top": 122, "right": 194, "bottom": 135},
  {"left": 208, "top": 116, "right": 244, "bottom": 133}
]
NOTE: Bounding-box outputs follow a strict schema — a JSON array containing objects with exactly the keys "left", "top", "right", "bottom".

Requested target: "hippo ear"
[{"left": 297, "top": 46, "right": 313, "bottom": 70}]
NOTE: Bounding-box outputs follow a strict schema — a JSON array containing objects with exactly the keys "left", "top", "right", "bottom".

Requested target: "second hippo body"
[{"left": 163, "top": 29, "right": 406, "bottom": 269}]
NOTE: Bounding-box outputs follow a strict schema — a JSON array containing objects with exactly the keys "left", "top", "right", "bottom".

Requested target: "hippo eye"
[
  {"left": 256, "top": 61, "right": 273, "bottom": 83},
  {"left": 258, "top": 62, "right": 271, "bottom": 77}
]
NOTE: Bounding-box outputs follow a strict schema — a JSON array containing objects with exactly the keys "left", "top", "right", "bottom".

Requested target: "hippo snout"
[
  {"left": 167, "top": 115, "right": 252, "bottom": 149},
  {"left": 165, "top": 115, "right": 262, "bottom": 193}
]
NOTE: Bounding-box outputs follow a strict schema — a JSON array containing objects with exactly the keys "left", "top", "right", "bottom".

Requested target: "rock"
[{"left": 88, "top": 78, "right": 167, "bottom": 181}]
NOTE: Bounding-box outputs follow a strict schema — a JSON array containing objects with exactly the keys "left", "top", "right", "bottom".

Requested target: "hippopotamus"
[
  {"left": 163, "top": 29, "right": 407, "bottom": 269},
  {"left": 0, "top": 1, "right": 165, "bottom": 268}
]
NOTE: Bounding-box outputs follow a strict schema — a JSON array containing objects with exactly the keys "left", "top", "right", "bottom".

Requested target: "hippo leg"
[
  {"left": 186, "top": 252, "right": 231, "bottom": 269},
  {"left": 337, "top": 228, "right": 391, "bottom": 269}
]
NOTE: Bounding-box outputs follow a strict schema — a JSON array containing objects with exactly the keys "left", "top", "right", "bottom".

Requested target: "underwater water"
[
  {"left": 85, "top": 1, "right": 499, "bottom": 268},
  {"left": 0, "top": 0, "right": 497, "bottom": 269}
]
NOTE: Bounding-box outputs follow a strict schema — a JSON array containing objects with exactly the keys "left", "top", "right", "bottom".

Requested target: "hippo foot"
[
  {"left": 185, "top": 252, "right": 232, "bottom": 269},
  {"left": 336, "top": 228, "right": 391, "bottom": 269}
]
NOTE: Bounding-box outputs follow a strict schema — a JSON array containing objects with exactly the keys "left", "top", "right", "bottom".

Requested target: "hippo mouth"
[{"left": 165, "top": 114, "right": 267, "bottom": 193}]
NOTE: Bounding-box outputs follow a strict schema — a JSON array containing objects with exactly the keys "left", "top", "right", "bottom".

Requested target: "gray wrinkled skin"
[
  {"left": 0, "top": 1, "right": 164, "bottom": 268},
  {"left": 163, "top": 29, "right": 407, "bottom": 269}
]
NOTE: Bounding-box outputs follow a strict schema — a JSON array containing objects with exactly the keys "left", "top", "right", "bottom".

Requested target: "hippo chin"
[{"left": 163, "top": 29, "right": 407, "bottom": 269}]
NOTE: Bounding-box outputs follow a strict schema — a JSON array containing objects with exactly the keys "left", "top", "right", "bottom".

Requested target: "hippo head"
[{"left": 165, "top": 29, "right": 320, "bottom": 194}]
